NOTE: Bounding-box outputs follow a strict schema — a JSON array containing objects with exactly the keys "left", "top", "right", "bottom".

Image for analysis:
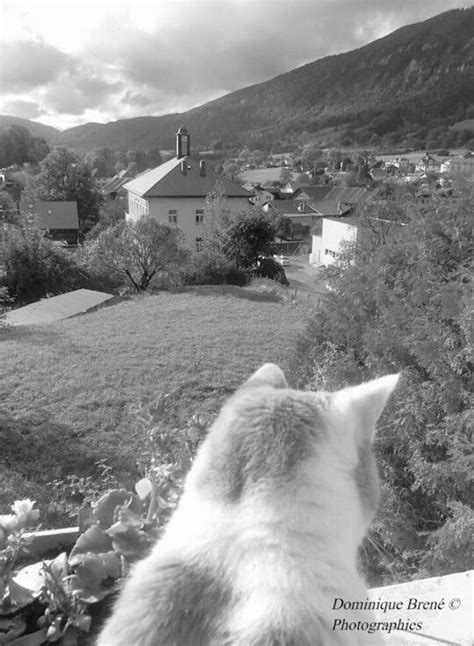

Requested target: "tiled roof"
[
  {"left": 295, "top": 186, "right": 332, "bottom": 200},
  {"left": 21, "top": 200, "right": 79, "bottom": 229},
  {"left": 124, "top": 157, "right": 251, "bottom": 198},
  {"left": 266, "top": 200, "right": 319, "bottom": 215},
  {"left": 324, "top": 187, "right": 371, "bottom": 204},
  {"left": 103, "top": 175, "right": 130, "bottom": 195},
  {"left": 311, "top": 201, "right": 352, "bottom": 217}
]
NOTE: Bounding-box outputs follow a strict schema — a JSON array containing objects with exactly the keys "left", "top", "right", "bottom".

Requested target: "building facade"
[{"left": 124, "top": 128, "right": 252, "bottom": 250}]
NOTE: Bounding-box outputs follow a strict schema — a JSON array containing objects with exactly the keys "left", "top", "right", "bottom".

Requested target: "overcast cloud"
[{"left": 0, "top": 0, "right": 470, "bottom": 130}]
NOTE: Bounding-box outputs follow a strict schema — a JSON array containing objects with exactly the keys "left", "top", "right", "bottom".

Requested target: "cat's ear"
[
  {"left": 244, "top": 363, "right": 288, "bottom": 389},
  {"left": 331, "top": 374, "right": 400, "bottom": 437}
]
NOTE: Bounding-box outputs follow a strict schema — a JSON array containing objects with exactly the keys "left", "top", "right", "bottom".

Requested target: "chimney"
[
  {"left": 181, "top": 159, "right": 187, "bottom": 175},
  {"left": 199, "top": 160, "right": 206, "bottom": 177},
  {"left": 338, "top": 201, "right": 342, "bottom": 215},
  {"left": 176, "top": 126, "right": 190, "bottom": 159}
]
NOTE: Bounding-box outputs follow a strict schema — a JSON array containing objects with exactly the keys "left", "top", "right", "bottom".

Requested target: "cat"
[{"left": 97, "top": 364, "right": 399, "bottom": 646}]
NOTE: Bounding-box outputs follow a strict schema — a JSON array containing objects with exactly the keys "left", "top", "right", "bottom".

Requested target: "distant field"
[
  {"left": 0, "top": 286, "right": 305, "bottom": 523},
  {"left": 238, "top": 167, "right": 299, "bottom": 185}
]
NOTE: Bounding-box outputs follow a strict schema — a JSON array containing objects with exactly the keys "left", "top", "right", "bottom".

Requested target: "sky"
[{"left": 0, "top": 0, "right": 470, "bottom": 131}]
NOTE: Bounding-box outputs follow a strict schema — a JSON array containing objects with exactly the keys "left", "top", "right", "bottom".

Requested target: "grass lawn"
[{"left": 0, "top": 285, "right": 306, "bottom": 524}]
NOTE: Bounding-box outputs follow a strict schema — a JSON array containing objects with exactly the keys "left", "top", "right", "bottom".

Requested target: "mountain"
[
  {"left": 3, "top": 8, "right": 474, "bottom": 152},
  {"left": 0, "top": 115, "right": 60, "bottom": 141}
]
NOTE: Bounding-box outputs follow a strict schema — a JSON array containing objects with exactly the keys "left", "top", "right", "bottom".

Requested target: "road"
[{"left": 283, "top": 255, "right": 327, "bottom": 300}]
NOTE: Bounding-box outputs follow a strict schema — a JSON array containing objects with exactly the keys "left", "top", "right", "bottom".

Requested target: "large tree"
[
  {"left": 34, "top": 146, "right": 103, "bottom": 235},
  {"left": 296, "top": 185, "right": 473, "bottom": 583},
  {"left": 223, "top": 212, "right": 276, "bottom": 268},
  {"left": 85, "top": 219, "right": 189, "bottom": 292},
  {"left": 0, "top": 125, "right": 50, "bottom": 167}
]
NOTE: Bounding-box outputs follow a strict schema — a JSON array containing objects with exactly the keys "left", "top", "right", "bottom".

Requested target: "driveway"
[{"left": 283, "top": 255, "right": 327, "bottom": 298}]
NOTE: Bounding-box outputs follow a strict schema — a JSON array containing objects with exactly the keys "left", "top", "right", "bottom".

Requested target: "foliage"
[
  {"left": 83, "top": 147, "right": 163, "bottom": 178},
  {"left": 0, "top": 191, "right": 19, "bottom": 225},
  {"left": 1, "top": 221, "right": 89, "bottom": 305},
  {"left": 295, "top": 186, "right": 473, "bottom": 583},
  {"left": 0, "top": 126, "right": 50, "bottom": 167},
  {"left": 0, "top": 499, "right": 40, "bottom": 629},
  {"left": 223, "top": 212, "right": 276, "bottom": 268},
  {"left": 85, "top": 199, "right": 126, "bottom": 240},
  {"left": 84, "top": 219, "right": 189, "bottom": 292},
  {"left": 0, "top": 398, "right": 207, "bottom": 644},
  {"left": 33, "top": 147, "right": 103, "bottom": 236},
  {"left": 183, "top": 249, "right": 248, "bottom": 287}
]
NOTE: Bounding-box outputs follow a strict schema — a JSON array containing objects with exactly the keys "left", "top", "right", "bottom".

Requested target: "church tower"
[{"left": 176, "top": 126, "right": 191, "bottom": 159}]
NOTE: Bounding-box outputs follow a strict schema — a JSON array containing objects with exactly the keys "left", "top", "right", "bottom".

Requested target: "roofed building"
[
  {"left": 124, "top": 128, "right": 252, "bottom": 250},
  {"left": 21, "top": 199, "right": 79, "bottom": 245}
]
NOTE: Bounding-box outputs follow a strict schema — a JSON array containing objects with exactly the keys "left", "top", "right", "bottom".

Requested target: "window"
[
  {"left": 324, "top": 249, "right": 338, "bottom": 258},
  {"left": 168, "top": 210, "right": 178, "bottom": 224},
  {"left": 195, "top": 237, "right": 203, "bottom": 252},
  {"left": 195, "top": 209, "right": 204, "bottom": 225}
]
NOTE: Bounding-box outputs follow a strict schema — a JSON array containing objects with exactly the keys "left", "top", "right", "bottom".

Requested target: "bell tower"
[{"left": 176, "top": 126, "right": 190, "bottom": 159}]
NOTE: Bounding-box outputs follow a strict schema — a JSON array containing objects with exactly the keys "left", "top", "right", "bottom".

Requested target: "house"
[
  {"left": 294, "top": 186, "right": 332, "bottom": 201},
  {"left": 323, "top": 186, "right": 371, "bottom": 206},
  {"left": 249, "top": 185, "right": 278, "bottom": 207},
  {"left": 310, "top": 216, "right": 359, "bottom": 265},
  {"left": 420, "top": 154, "right": 440, "bottom": 173},
  {"left": 102, "top": 169, "right": 135, "bottom": 200},
  {"left": 21, "top": 200, "right": 79, "bottom": 245},
  {"left": 124, "top": 127, "right": 252, "bottom": 250}
]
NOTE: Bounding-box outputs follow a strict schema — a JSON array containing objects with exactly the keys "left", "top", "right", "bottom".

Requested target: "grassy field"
[{"left": 0, "top": 285, "right": 306, "bottom": 524}]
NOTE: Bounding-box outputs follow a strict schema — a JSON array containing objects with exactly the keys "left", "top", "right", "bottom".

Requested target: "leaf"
[
  {"left": 93, "top": 490, "right": 143, "bottom": 528},
  {"left": 69, "top": 525, "right": 112, "bottom": 561},
  {"left": 7, "top": 579, "right": 34, "bottom": 610},
  {"left": 135, "top": 478, "right": 153, "bottom": 500},
  {"left": 70, "top": 551, "right": 122, "bottom": 599},
  {"left": 13, "top": 560, "right": 51, "bottom": 598},
  {"left": 108, "top": 526, "right": 150, "bottom": 560}
]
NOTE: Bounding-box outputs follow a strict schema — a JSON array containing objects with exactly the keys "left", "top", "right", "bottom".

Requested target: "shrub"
[
  {"left": 1, "top": 222, "right": 89, "bottom": 305},
  {"left": 183, "top": 250, "right": 249, "bottom": 286},
  {"left": 294, "top": 186, "right": 473, "bottom": 583}
]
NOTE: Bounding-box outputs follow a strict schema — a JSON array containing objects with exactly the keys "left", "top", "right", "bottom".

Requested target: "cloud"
[
  {"left": 41, "top": 69, "right": 123, "bottom": 115},
  {"left": 1, "top": 99, "right": 45, "bottom": 119},
  {"left": 0, "top": 40, "right": 73, "bottom": 91},
  {"left": 86, "top": 0, "right": 469, "bottom": 102},
  {"left": 0, "top": 0, "right": 469, "bottom": 129}
]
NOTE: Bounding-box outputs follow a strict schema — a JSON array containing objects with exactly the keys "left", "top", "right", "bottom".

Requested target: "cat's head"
[{"left": 187, "top": 364, "right": 399, "bottom": 538}]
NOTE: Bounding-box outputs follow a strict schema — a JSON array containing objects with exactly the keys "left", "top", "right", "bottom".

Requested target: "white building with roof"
[
  {"left": 310, "top": 216, "right": 359, "bottom": 265},
  {"left": 124, "top": 127, "right": 252, "bottom": 250}
]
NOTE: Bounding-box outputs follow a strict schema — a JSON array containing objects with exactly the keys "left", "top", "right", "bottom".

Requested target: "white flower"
[
  {"left": 10, "top": 499, "right": 40, "bottom": 529},
  {"left": 11, "top": 499, "right": 36, "bottom": 516},
  {"left": 0, "top": 514, "right": 18, "bottom": 532}
]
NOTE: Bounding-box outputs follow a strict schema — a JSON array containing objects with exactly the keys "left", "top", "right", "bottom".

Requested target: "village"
[{"left": 1, "top": 125, "right": 473, "bottom": 287}]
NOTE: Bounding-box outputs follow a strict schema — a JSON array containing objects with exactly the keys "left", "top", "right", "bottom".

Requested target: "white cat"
[{"left": 97, "top": 364, "right": 399, "bottom": 645}]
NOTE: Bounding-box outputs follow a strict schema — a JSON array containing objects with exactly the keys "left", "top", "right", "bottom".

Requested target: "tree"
[
  {"left": 223, "top": 212, "right": 276, "bottom": 268},
  {"left": 0, "top": 125, "right": 50, "bottom": 167},
  {"left": 279, "top": 167, "right": 292, "bottom": 184},
  {"left": 85, "top": 219, "right": 189, "bottom": 292},
  {"left": 85, "top": 198, "right": 126, "bottom": 239},
  {"left": 274, "top": 215, "right": 293, "bottom": 241},
  {"left": 295, "top": 186, "right": 473, "bottom": 583},
  {"left": 34, "top": 147, "right": 103, "bottom": 236},
  {"left": 0, "top": 191, "right": 18, "bottom": 225},
  {"left": 1, "top": 220, "right": 88, "bottom": 305}
]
